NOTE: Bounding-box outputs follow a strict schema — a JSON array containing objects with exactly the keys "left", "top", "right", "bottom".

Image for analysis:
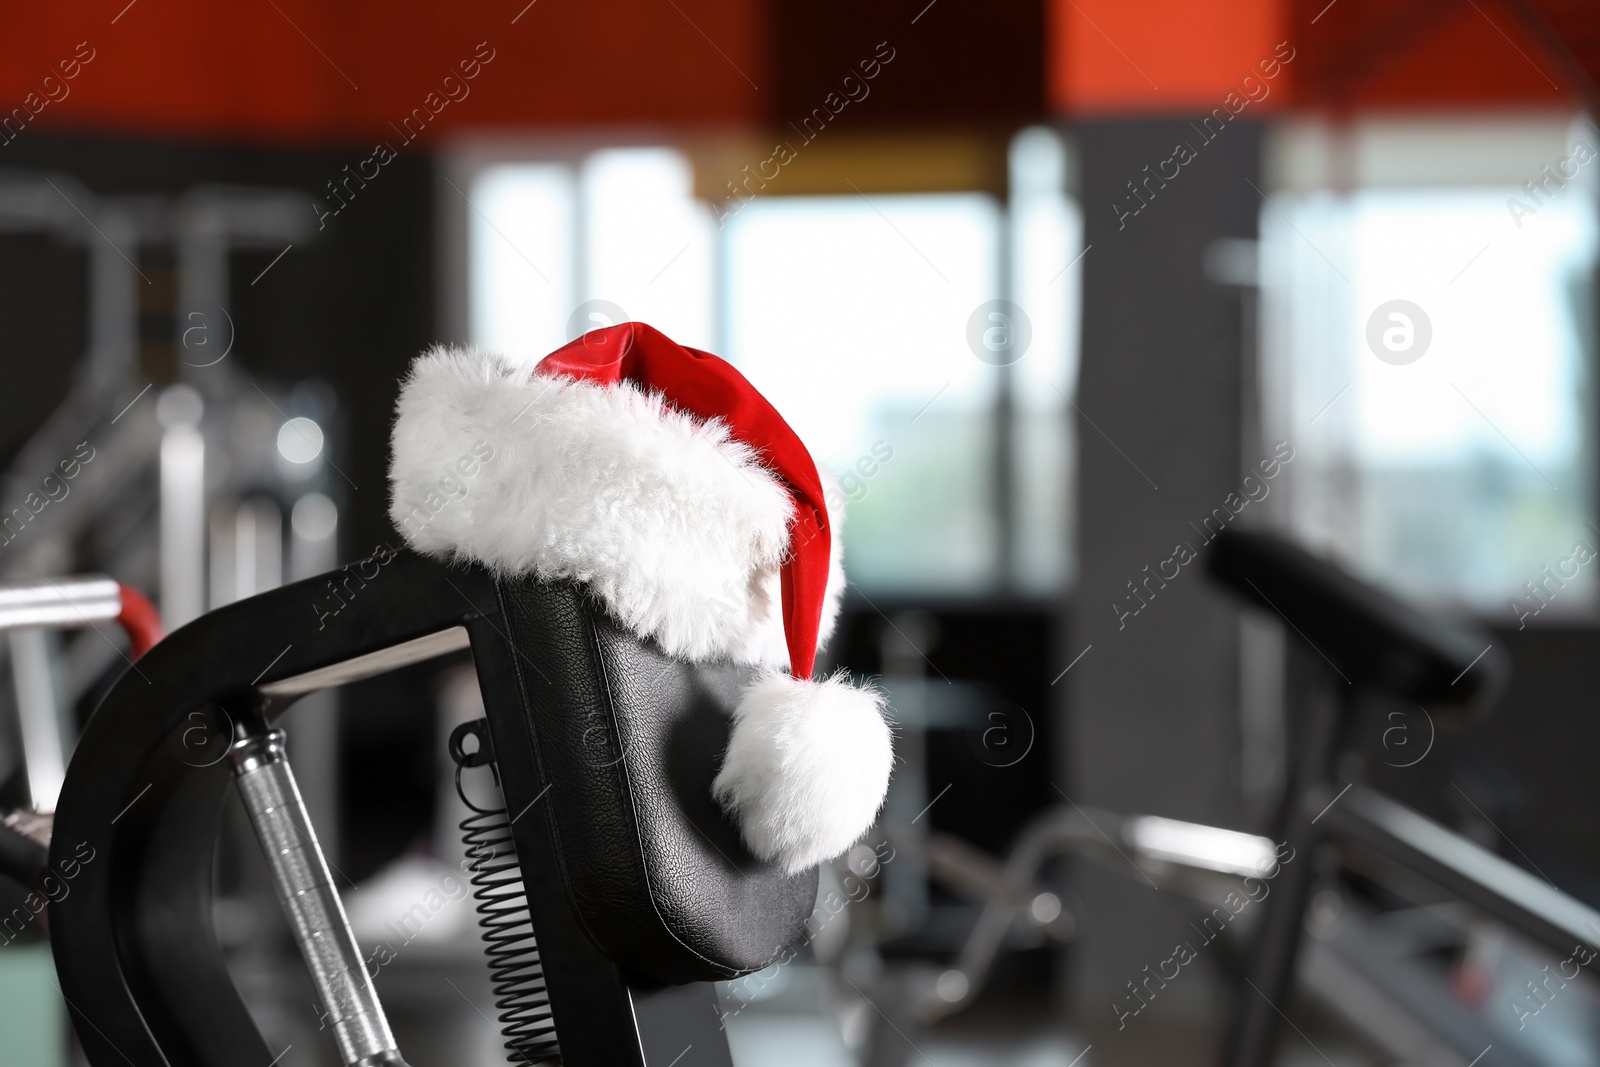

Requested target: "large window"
[
  {"left": 465, "top": 148, "right": 715, "bottom": 364},
  {"left": 1259, "top": 116, "right": 1598, "bottom": 617},
  {"left": 446, "top": 129, "right": 1082, "bottom": 595},
  {"left": 723, "top": 193, "right": 1002, "bottom": 590}
]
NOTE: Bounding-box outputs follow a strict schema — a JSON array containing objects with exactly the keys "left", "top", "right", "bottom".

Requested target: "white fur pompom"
[{"left": 713, "top": 672, "right": 894, "bottom": 874}]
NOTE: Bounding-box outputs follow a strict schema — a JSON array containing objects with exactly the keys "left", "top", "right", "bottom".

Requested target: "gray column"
[{"left": 1065, "top": 117, "right": 1263, "bottom": 1042}]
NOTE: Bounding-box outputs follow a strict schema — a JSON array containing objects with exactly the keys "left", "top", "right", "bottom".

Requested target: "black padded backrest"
[
  {"left": 1206, "top": 529, "right": 1507, "bottom": 711},
  {"left": 489, "top": 575, "right": 817, "bottom": 983}
]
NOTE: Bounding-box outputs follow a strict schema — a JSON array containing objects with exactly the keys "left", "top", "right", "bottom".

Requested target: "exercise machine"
[
  {"left": 24, "top": 548, "right": 813, "bottom": 1066},
  {"left": 851, "top": 528, "right": 1600, "bottom": 1067}
]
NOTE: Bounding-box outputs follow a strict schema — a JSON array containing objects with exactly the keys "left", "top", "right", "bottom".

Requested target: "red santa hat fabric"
[{"left": 389, "top": 323, "right": 893, "bottom": 873}]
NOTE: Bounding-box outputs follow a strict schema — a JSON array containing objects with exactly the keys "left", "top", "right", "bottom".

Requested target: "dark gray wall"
[{"left": 1066, "top": 116, "right": 1263, "bottom": 1038}]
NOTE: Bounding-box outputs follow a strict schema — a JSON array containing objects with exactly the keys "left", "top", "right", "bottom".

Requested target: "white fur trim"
[
  {"left": 389, "top": 345, "right": 846, "bottom": 667},
  {"left": 713, "top": 672, "right": 893, "bottom": 873}
]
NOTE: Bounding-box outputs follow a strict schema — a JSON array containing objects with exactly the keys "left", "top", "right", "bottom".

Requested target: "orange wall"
[
  {"left": 1048, "top": 0, "right": 1576, "bottom": 116},
  {"left": 1048, "top": 0, "right": 1285, "bottom": 115},
  {"left": 0, "top": 0, "right": 766, "bottom": 143}
]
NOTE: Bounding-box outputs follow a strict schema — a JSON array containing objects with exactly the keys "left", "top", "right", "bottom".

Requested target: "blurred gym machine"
[
  {"left": 835, "top": 529, "right": 1600, "bottom": 1067},
  {"left": 0, "top": 169, "right": 341, "bottom": 1063}
]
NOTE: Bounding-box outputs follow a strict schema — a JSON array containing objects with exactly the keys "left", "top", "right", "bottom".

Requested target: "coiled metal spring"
[{"left": 452, "top": 719, "right": 562, "bottom": 1066}]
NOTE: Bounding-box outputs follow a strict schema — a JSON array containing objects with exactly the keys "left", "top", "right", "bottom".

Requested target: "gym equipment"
[
  {"left": 0, "top": 171, "right": 139, "bottom": 539},
  {"left": 47, "top": 548, "right": 814, "bottom": 1066},
  {"left": 1207, "top": 529, "right": 1584, "bottom": 1067},
  {"left": 855, "top": 528, "right": 1599, "bottom": 1067},
  {"left": 0, "top": 575, "right": 161, "bottom": 819},
  {"left": 0, "top": 172, "right": 349, "bottom": 944}
]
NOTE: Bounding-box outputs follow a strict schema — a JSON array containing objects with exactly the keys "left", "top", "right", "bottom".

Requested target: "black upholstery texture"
[{"left": 494, "top": 575, "right": 818, "bottom": 983}]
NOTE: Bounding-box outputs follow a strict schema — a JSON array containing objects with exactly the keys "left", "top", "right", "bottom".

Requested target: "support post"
[{"left": 228, "top": 720, "right": 411, "bottom": 1067}]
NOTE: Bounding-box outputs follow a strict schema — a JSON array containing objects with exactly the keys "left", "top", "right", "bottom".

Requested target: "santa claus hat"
[{"left": 389, "top": 322, "right": 893, "bottom": 873}]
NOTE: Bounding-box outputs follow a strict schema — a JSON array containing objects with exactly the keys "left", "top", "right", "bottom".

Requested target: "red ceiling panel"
[
  {"left": 0, "top": 0, "right": 767, "bottom": 144},
  {"left": 4, "top": 0, "right": 1598, "bottom": 143},
  {"left": 1283, "top": 0, "right": 1572, "bottom": 111}
]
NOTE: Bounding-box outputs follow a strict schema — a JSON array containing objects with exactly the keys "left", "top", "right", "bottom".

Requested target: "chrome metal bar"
[
  {"left": 159, "top": 420, "right": 206, "bottom": 628},
  {"left": 258, "top": 627, "right": 469, "bottom": 698},
  {"left": 228, "top": 726, "right": 410, "bottom": 1067},
  {"left": 1121, "top": 813, "right": 1276, "bottom": 877},
  {"left": 917, "top": 806, "right": 1278, "bottom": 1019},
  {"left": 1325, "top": 784, "right": 1600, "bottom": 970},
  {"left": 1300, "top": 895, "right": 1540, "bottom": 1067},
  {"left": 286, "top": 493, "right": 341, "bottom": 869},
  {"left": 10, "top": 630, "right": 65, "bottom": 810},
  {"left": 0, "top": 576, "right": 121, "bottom": 632}
]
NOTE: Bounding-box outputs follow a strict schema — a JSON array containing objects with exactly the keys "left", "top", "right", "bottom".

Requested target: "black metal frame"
[
  {"left": 1223, "top": 663, "right": 1351, "bottom": 1067},
  {"left": 1226, "top": 684, "right": 1600, "bottom": 1067},
  {"left": 49, "top": 549, "right": 733, "bottom": 1066},
  {"left": 1213, "top": 530, "right": 1600, "bottom": 1067}
]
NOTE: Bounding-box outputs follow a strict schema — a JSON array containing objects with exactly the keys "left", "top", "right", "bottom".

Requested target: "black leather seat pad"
[{"left": 495, "top": 576, "right": 818, "bottom": 983}]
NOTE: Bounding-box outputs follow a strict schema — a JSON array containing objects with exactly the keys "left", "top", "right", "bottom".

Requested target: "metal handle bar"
[
  {"left": 895, "top": 807, "right": 1277, "bottom": 1019},
  {"left": 0, "top": 575, "right": 163, "bottom": 656}
]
